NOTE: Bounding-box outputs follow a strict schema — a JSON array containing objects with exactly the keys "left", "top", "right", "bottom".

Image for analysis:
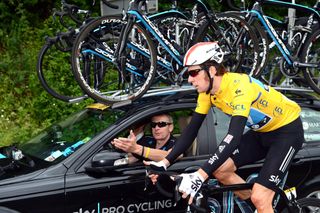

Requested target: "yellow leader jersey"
[{"left": 195, "top": 72, "right": 301, "bottom": 132}]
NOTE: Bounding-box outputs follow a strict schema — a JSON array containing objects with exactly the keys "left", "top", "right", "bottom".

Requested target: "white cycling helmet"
[{"left": 183, "top": 42, "right": 224, "bottom": 66}]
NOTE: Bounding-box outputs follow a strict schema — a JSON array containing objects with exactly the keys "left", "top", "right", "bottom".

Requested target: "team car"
[{"left": 0, "top": 89, "right": 320, "bottom": 213}]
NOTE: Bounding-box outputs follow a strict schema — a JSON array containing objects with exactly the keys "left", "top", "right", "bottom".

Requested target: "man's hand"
[
  {"left": 112, "top": 130, "right": 138, "bottom": 153},
  {"left": 178, "top": 171, "right": 206, "bottom": 204}
]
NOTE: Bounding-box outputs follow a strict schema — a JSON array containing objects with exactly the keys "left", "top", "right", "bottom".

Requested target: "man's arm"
[
  {"left": 201, "top": 115, "right": 247, "bottom": 176},
  {"left": 140, "top": 147, "right": 171, "bottom": 161},
  {"left": 165, "top": 112, "right": 206, "bottom": 163},
  {"left": 112, "top": 131, "right": 174, "bottom": 162}
]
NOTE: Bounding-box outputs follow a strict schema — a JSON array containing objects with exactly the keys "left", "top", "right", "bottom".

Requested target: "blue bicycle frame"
[{"left": 245, "top": 0, "right": 320, "bottom": 68}]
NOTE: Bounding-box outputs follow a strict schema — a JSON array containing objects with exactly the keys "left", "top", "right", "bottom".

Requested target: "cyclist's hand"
[{"left": 178, "top": 171, "right": 205, "bottom": 204}]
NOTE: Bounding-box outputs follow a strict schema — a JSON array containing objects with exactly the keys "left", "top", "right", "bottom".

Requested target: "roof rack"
[
  {"left": 109, "top": 83, "right": 318, "bottom": 108},
  {"left": 111, "top": 85, "right": 195, "bottom": 108}
]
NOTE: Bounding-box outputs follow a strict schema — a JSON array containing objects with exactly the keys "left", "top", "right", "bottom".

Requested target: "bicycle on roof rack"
[
  {"left": 36, "top": 0, "right": 119, "bottom": 103},
  {"left": 145, "top": 168, "right": 320, "bottom": 213},
  {"left": 71, "top": 0, "right": 260, "bottom": 105},
  {"left": 225, "top": 0, "right": 320, "bottom": 94}
]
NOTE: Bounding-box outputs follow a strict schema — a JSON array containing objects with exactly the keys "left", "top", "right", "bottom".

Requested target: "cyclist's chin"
[{"left": 196, "top": 87, "right": 206, "bottom": 93}]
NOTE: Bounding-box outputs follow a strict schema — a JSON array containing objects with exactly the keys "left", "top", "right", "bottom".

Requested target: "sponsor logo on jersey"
[
  {"left": 235, "top": 89, "right": 243, "bottom": 97},
  {"left": 223, "top": 134, "right": 234, "bottom": 144},
  {"left": 208, "top": 154, "right": 219, "bottom": 165},
  {"left": 269, "top": 175, "right": 281, "bottom": 186},
  {"left": 228, "top": 102, "right": 246, "bottom": 111},
  {"left": 257, "top": 99, "right": 268, "bottom": 109},
  {"left": 218, "top": 145, "right": 225, "bottom": 153},
  {"left": 273, "top": 106, "right": 283, "bottom": 117},
  {"left": 232, "top": 149, "right": 239, "bottom": 155}
]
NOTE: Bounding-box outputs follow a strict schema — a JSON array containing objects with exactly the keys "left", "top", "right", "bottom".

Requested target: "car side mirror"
[{"left": 85, "top": 150, "right": 128, "bottom": 174}]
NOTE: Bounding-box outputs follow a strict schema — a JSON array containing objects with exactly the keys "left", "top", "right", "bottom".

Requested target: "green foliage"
[{"left": 0, "top": 1, "right": 94, "bottom": 147}]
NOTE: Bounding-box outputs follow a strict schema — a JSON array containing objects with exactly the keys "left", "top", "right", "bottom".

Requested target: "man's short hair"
[{"left": 153, "top": 113, "right": 173, "bottom": 123}]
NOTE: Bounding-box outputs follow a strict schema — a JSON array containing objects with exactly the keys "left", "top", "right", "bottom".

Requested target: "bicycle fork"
[{"left": 114, "top": 15, "right": 136, "bottom": 87}]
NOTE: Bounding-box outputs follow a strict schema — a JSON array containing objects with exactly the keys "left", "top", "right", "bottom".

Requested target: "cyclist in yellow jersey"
[
  {"left": 196, "top": 72, "right": 301, "bottom": 132},
  {"left": 145, "top": 42, "right": 304, "bottom": 213}
]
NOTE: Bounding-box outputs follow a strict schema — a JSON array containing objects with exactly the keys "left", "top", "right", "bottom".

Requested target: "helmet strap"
[{"left": 204, "top": 69, "right": 214, "bottom": 94}]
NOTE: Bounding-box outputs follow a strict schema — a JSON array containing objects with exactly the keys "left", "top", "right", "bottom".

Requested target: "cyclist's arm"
[
  {"left": 201, "top": 115, "right": 247, "bottom": 176},
  {"left": 200, "top": 79, "right": 254, "bottom": 176},
  {"left": 166, "top": 112, "right": 206, "bottom": 163}
]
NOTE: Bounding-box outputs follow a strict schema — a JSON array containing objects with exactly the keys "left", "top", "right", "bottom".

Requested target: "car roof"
[{"left": 86, "top": 87, "right": 320, "bottom": 116}]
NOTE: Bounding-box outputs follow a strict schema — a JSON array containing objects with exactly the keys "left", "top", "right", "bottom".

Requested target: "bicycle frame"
[
  {"left": 202, "top": 172, "right": 289, "bottom": 212},
  {"left": 202, "top": 182, "right": 301, "bottom": 213},
  {"left": 245, "top": 0, "right": 320, "bottom": 69},
  {"left": 150, "top": 169, "right": 306, "bottom": 213},
  {"left": 114, "top": 0, "right": 218, "bottom": 82},
  {"left": 124, "top": 0, "right": 214, "bottom": 66},
  {"left": 82, "top": 10, "right": 189, "bottom": 79}
]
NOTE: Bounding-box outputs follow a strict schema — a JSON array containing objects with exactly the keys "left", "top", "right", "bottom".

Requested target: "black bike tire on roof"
[
  {"left": 71, "top": 15, "right": 157, "bottom": 104},
  {"left": 301, "top": 29, "right": 320, "bottom": 95},
  {"left": 37, "top": 38, "right": 87, "bottom": 103},
  {"left": 193, "top": 12, "right": 260, "bottom": 77}
]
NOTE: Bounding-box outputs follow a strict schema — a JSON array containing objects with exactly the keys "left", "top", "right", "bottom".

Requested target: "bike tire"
[
  {"left": 71, "top": 15, "right": 157, "bottom": 104},
  {"left": 193, "top": 12, "right": 260, "bottom": 77},
  {"left": 225, "top": 11, "right": 269, "bottom": 78},
  {"left": 149, "top": 12, "right": 193, "bottom": 86},
  {"left": 300, "top": 29, "right": 320, "bottom": 95},
  {"left": 36, "top": 37, "right": 87, "bottom": 103},
  {"left": 296, "top": 197, "right": 320, "bottom": 212},
  {"left": 281, "top": 197, "right": 320, "bottom": 213}
]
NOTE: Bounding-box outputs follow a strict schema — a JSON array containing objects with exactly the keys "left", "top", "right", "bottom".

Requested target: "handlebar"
[
  {"left": 62, "top": 3, "right": 87, "bottom": 25},
  {"left": 145, "top": 167, "right": 207, "bottom": 213}
]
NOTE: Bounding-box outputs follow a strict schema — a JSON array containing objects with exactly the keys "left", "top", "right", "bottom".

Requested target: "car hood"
[{"left": 0, "top": 168, "right": 46, "bottom": 186}]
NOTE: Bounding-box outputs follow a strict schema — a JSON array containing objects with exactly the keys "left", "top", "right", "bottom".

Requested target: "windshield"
[
  {"left": 0, "top": 106, "right": 126, "bottom": 180},
  {"left": 19, "top": 107, "right": 125, "bottom": 163}
]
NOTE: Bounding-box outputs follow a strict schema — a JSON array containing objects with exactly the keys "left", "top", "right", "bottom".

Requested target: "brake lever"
[
  {"left": 174, "top": 176, "right": 182, "bottom": 206},
  {"left": 144, "top": 169, "right": 152, "bottom": 191},
  {"left": 188, "top": 192, "right": 207, "bottom": 213}
]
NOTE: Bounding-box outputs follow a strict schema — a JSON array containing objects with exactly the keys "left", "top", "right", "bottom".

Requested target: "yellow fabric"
[{"left": 195, "top": 73, "right": 301, "bottom": 132}]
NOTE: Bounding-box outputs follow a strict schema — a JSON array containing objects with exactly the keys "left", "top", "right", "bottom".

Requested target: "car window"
[
  {"left": 18, "top": 108, "right": 126, "bottom": 166},
  {"left": 301, "top": 107, "right": 320, "bottom": 143},
  {"left": 105, "top": 109, "right": 194, "bottom": 163}
]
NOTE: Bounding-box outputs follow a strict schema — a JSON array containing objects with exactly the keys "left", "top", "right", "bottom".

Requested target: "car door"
[
  {"left": 0, "top": 167, "right": 66, "bottom": 213},
  {"left": 63, "top": 104, "right": 199, "bottom": 213},
  {"left": 64, "top": 150, "right": 191, "bottom": 213}
]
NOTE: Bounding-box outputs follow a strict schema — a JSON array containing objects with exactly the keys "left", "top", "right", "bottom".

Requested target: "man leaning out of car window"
[{"left": 112, "top": 114, "right": 178, "bottom": 164}]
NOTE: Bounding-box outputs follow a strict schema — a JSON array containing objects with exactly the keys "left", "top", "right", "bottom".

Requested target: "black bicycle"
[{"left": 36, "top": 0, "right": 119, "bottom": 103}]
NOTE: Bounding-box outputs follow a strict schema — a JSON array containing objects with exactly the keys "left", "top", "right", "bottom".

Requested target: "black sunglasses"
[
  {"left": 188, "top": 68, "right": 202, "bottom": 77},
  {"left": 151, "top": 121, "right": 172, "bottom": 128}
]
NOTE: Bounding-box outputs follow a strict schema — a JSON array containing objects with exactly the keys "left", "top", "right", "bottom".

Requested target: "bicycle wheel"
[
  {"left": 149, "top": 12, "right": 194, "bottom": 86},
  {"left": 194, "top": 12, "right": 260, "bottom": 77},
  {"left": 37, "top": 37, "right": 86, "bottom": 103},
  {"left": 281, "top": 198, "right": 320, "bottom": 213},
  {"left": 226, "top": 11, "right": 269, "bottom": 78},
  {"left": 300, "top": 29, "right": 320, "bottom": 95},
  {"left": 71, "top": 15, "right": 157, "bottom": 104}
]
